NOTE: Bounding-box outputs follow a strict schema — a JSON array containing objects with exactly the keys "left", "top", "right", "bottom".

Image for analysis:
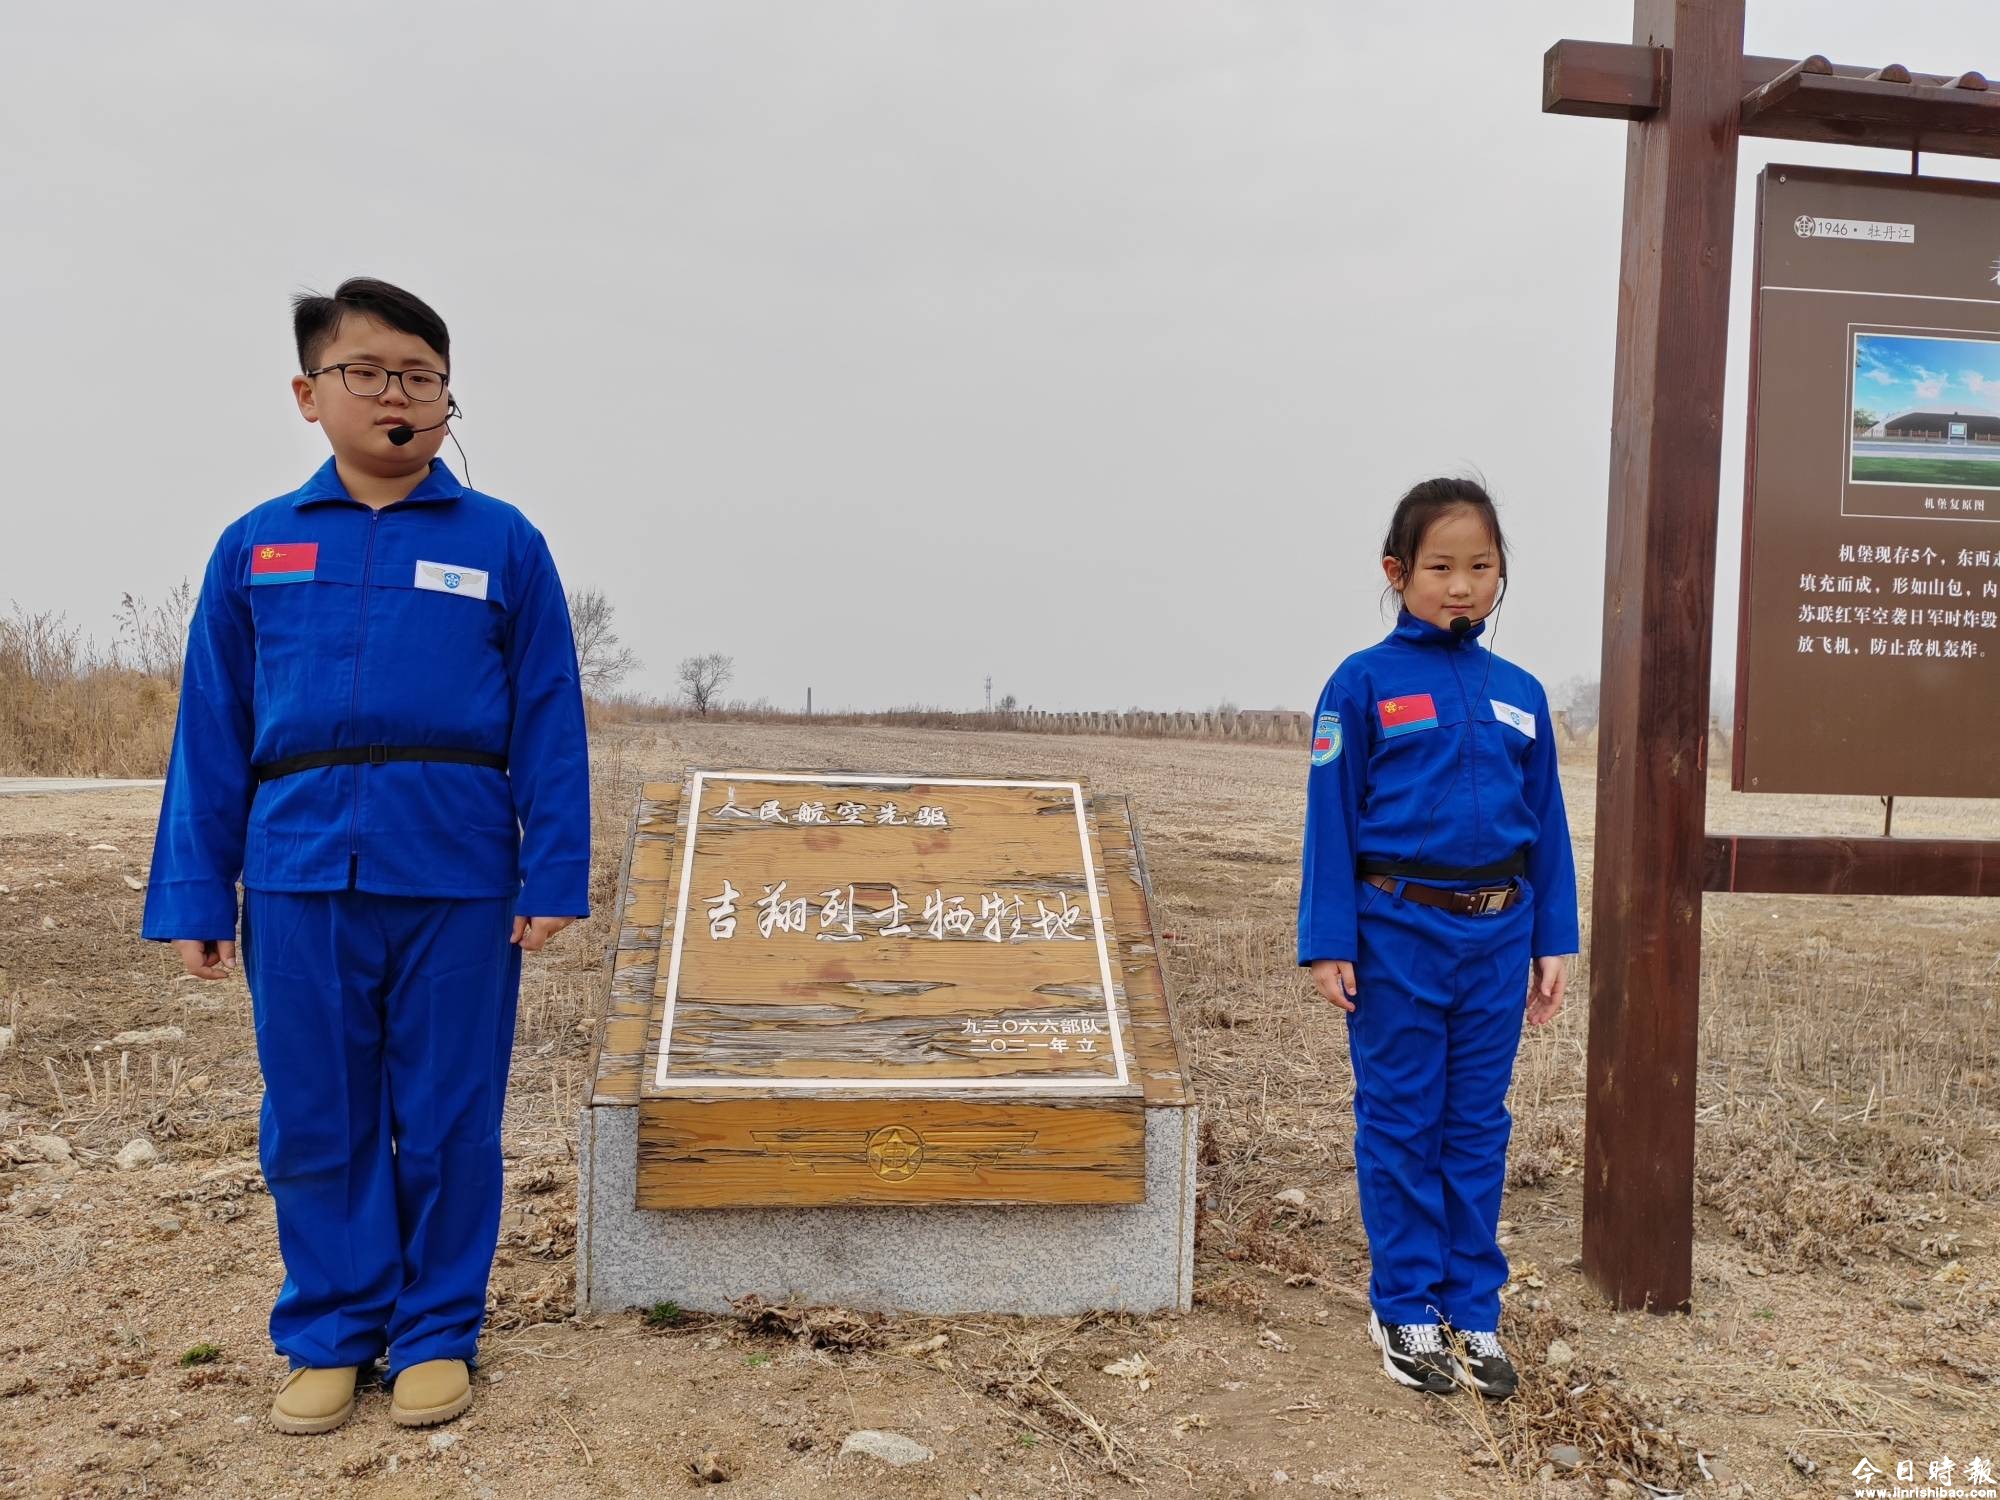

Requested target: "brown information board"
[{"left": 1737, "top": 165, "right": 2000, "bottom": 797}]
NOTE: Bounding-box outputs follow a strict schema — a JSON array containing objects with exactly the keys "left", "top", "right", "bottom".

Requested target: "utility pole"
[{"left": 985, "top": 675, "right": 993, "bottom": 712}]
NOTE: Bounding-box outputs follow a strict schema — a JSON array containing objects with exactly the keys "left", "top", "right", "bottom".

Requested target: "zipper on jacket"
[
  {"left": 1447, "top": 647, "right": 1482, "bottom": 836},
  {"left": 344, "top": 508, "right": 383, "bottom": 874}
]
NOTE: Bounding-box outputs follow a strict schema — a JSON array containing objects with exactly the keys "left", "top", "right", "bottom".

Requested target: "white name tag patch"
[
  {"left": 1491, "top": 700, "right": 1535, "bottom": 739},
  {"left": 414, "top": 560, "right": 489, "bottom": 600}
]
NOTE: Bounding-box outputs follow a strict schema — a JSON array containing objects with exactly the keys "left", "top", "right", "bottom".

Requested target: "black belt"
[
  {"left": 1365, "top": 874, "right": 1522, "bottom": 915},
  {"left": 1359, "top": 853, "right": 1525, "bottom": 882},
  {"left": 252, "top": 745, "right": 508, "bottom": 783}
]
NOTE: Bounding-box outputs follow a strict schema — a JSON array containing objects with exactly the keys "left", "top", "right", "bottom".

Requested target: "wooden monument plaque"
[{"left": 628, "top": 769, "right": 1150, "bottom": 1208}]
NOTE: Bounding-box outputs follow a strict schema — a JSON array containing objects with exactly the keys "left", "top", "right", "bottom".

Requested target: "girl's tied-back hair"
[{"left": 1380, "top": 475, "right": 1508, "bottom": 615}]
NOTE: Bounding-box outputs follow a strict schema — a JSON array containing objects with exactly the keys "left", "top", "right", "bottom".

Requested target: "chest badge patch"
[
  {"left": 1490, "top": 699, "right": 1536, "bottom": 739},
  {"left": 414, "top": 560, "right": 489, "bottom": 600},
  {"left": 1376, "top": 692, "right": 1439, "bottom": 737},
  {"left": 1311, "top": 710, "right": 1342, "bottom": 766},
  {"left": 249, "top": 542, "right": 318, "bottom": 585}
]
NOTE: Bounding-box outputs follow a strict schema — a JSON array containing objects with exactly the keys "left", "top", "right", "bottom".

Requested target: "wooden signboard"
[
  {"left": 1737, "top": 166, "right": 2000, "bottom": 797},
  {"left": 1545, "top": 20, "right": 2000, "bottom": 1310},
  {"left": 632, "top": 770, "right": 1150, "bottom": 1208}
]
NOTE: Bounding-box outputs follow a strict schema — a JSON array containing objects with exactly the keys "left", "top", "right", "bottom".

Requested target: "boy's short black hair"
[{"left": 292, "top": 278, "right": 451, "bottom": 373}]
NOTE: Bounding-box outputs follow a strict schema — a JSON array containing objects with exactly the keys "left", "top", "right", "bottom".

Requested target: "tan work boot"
[
  {"left": 270, "top": 1365, "right": 358, "bottom": 1435},
  {"left": 390, "top": 1358, "right": 472, "bottom": 1427}
]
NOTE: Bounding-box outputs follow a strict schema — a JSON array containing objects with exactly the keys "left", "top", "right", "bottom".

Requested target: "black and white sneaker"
[
  {"left": 1366, "top": 1311, "right": 1456, "bottom": 1394},
  {"left": 1446, "top": 1328, "right": 1519, "bottom": 1400}
]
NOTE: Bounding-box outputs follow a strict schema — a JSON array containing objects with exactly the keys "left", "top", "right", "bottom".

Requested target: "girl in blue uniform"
[{"left": 1298, "top": 476, "right": 1578, "bottom": 1399}]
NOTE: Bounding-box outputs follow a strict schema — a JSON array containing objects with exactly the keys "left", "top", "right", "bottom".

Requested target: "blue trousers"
[
  {"left": 1346, "top": 879, "right": 1533, "bottom": 1330},
  {"left": 242, "top": 889, "right": 522, "bottom": 1377}
]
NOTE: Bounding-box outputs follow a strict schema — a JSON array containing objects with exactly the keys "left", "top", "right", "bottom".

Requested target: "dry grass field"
[
  {"left": 0, "top": 603, "right": 187, "bottom": 781},
  {"left": 1, "top": 720, "right": 1995, "bottom": 1499}
]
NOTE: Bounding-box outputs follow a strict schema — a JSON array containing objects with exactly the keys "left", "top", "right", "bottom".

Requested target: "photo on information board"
[{"left": 1850, "top": 330, "right": 2000, "bottom": 492}]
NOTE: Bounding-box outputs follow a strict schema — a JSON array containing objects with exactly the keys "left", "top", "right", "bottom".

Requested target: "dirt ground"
[{"left": 1, "top": 721, "right": 1995, "bottom": 1499}]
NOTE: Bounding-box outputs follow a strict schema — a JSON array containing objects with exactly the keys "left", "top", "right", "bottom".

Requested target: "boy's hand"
[
  {"left": 1527, "top": 954, "right": 1569, "bottom": 1026},
  {"left": 173, "top": 940, "right": 237, "bottom": 981},
  {"left": 511, "top": 916, "right": 574, "bottom": 953},
  {"left": 1310, "top": 958, "right": 1357, "bottom": 1013}
]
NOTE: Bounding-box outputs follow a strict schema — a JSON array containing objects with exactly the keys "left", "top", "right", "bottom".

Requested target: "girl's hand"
[
  {"left": 1310, "top": 959, "right": 1357, "bottom": 1013},
  {"left": 173, "top": 939, "right": 236, "bottom": 981},
  {"left": 511, "top": 916, "right": 574, "bottom": 953},
  {"left": 1527, "top": 954, "right": 1569, "bottom": 1026}
]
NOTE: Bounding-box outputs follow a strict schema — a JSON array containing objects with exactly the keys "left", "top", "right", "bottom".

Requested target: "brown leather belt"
[{"left": 1364, "top": 873, "right": 1521, "bottom": 915}]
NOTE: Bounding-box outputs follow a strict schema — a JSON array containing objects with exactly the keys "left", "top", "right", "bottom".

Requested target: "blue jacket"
[
  {"left": 1297, "top": 611, "right": 1578, "bottom": 965},
  {"left": 142, "top": 459, "right": 591, "bottom": 941}
]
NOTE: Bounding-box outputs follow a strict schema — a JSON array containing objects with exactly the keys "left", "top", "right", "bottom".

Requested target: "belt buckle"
[
  {"left": 1473, "top": 884, "right": 1510, "bottom": 915},
  {"left": 367, "top": 743, "right": 389, "bottom": 766}
]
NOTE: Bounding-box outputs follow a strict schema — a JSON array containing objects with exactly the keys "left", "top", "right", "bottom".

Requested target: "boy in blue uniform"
[
  {"left": 1298, "top": 477, "right": 1577, "bottom": 1400},
  {"left": 141, "top": 278, "right": 591, "bottom": 1434}
]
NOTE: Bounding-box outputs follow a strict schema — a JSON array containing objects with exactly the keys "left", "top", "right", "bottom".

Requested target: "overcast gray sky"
[{"left": 5, "top": 2, "right": 1997, "bottom": 712}]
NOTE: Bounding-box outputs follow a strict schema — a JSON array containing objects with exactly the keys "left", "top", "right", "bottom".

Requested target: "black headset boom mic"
[
  {"left": 1451, "top": 615, "right": 1472, "bottom": 637},
  {"left": 386, "top": 399, "right": 461, "bottom": 447}
]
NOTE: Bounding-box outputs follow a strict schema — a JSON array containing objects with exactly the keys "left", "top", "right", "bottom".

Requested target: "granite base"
[{"left": 576, "top": 1103, "right": 1198, "bottom": 1316}]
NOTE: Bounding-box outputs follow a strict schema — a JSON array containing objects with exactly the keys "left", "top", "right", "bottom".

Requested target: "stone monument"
[{"left": 577, "top": 768, "right": 1196, "bottom": 1315}]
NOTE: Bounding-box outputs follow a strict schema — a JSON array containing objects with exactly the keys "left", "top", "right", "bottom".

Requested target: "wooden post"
[{"left": 1581, "top": 0, "right": 1744, "bottom": 1312}]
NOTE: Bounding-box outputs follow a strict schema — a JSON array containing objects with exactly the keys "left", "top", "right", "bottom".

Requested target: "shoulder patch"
[{"left": 1311, "top": 711, "right": 1342, "bottom": 766}]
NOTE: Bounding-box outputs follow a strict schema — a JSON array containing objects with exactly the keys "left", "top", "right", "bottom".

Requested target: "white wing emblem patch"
[
  {"left": 414, "top": 560, "right": 489, "bottom": 600},
  {"left": 1490, "top": 700, "right": 1535, "bottom": 739}
]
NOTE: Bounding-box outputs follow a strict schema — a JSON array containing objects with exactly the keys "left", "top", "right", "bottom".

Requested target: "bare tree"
[
  {"left": 677, "top": 652, "right": 734, "bottom": 715},
  {"left": 1553, "top": 675, "right": 1600, "bottom": 734},
  {"left": 567, "top": 586, "right": 641, "bottom": 697}
]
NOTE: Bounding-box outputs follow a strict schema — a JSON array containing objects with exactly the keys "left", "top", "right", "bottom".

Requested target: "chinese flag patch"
[
  {"left": 1376, "top": 693, "right": 1439, "bottom": 737},
  {"left": 249, "top": 543, "right": 319, "bottom": 585}
]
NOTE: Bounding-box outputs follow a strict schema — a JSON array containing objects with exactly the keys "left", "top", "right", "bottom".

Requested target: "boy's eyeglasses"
[{"left": 305, "top": 363, "right": 449, "bottom": 402}]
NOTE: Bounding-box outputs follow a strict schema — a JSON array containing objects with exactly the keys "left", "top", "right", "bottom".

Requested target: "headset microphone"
[
  {"left": 386, "top": 398, "right": 461, "bottom": 447},
  {"left": 1450, "top": 615, "right": 1472, "bottom": 637}
]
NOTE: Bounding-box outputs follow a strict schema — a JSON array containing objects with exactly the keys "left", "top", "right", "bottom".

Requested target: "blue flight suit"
[
  {"left": 1298, "top": 610, "right": 1577, "bottom": 1332},
  {"left": 141, "top": 457, "right": 591, "bottom": 1377}
]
